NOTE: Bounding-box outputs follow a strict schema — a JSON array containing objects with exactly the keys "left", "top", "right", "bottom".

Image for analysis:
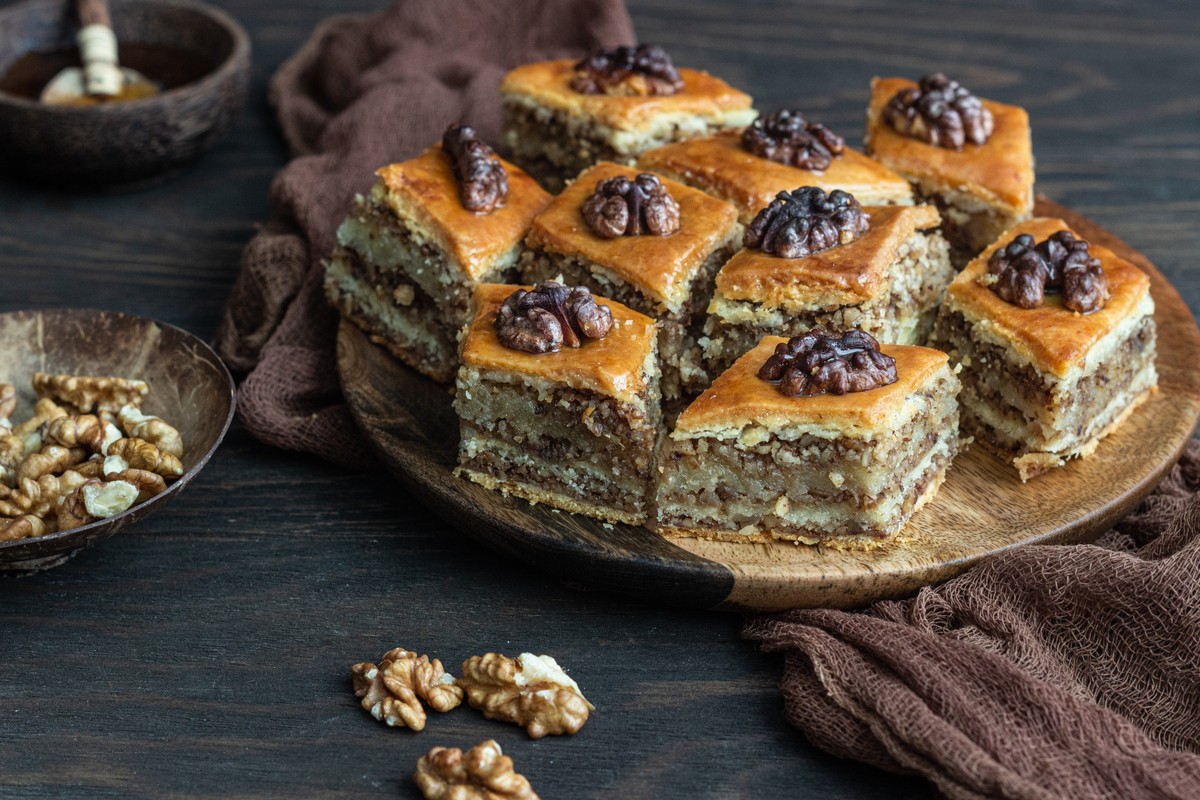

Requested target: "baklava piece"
[
  {"left": 500, "top": 44, "right": 755, "bottom": 191},
  {"left": 520, "top": 163, "right": 741, "bottom": 401},
  {"left": 865, "top": 73, "right": 1034, "bottom": 263},
  {"left": 657, "top": 330, "right": 960, "bottom": 548},
  {"left": 325, "top": 126, "right": 551, "bottom": 382},
  {"left": 701, "top": 188, "right": 953, "bottom": 375},
  {"left": 454, "top": 282, "right": 662, "bottom": 526},
  {"left": 930, "top": 217, "right": 1157, "bottom": 481},
  {"left": 639, "top": 109, "right": 913, "bottom": 224}
]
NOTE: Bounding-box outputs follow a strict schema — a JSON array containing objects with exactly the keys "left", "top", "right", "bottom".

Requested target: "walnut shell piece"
[
  {"left": 350, "top": 647, "right": 463, "bottom": 731},
  {"left": 33, "top": 373, "right": 149, "bottom": 414},
  {"left": 414, "top": 740, "right": 539, "bottom": 800},
  {"left": 457, "top": 652, "right": 592, "bottom": 739},
  {"left": 741, "top": 109, "right": 845, "bottom": 171},
  {"left": 882, "top": 72, "right": 995, "bottom": 150},
  {"left": 582, "top": 173, "right": 680, "bottom": 239},
  {"left": 571, "top": 43, "right": 683, "bottom": 97},
  {"left": 744, "top": 186, "right": 870, "bottom": 258},
  {"left": 494, "top": 282, "right": 614, "bottom": 354},
  {"left": 986, "top": 230, "right": 1109, "bottom": 313},
  {"left": 758, "top": 329, "right": 898, "bottom": 397},
  {"left": 442, "top": 125, "right": 509, "bottom": 215}
]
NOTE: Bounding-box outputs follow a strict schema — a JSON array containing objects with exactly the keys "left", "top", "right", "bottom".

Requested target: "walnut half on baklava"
[
  {"left": 454, "top": 283, "right": 662, "bottom": 526},
  {"left": 657, "top": 332, "right": 961, "bottom": 549},
  {"left": 929, "top": 217, "right": 1157, "bottom": 481}
]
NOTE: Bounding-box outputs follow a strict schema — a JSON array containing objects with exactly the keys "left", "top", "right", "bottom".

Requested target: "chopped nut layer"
[
  {"left": 458, "top": 652, "right": 592, "bottom": 739},
  {"left": 414, "top": 740, "right": 539, "bottom": 800},
  {"left": 350, "top": 647, "right": 463, "bottom": 731}
]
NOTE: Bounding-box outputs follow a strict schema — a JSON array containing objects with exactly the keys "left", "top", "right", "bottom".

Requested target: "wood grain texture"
[
  {"left": 339, "top": 198, "right": 1200, "bottom": 612},
  {"left": 0, "top": 0, "right": 1198, "bottom": 797}
]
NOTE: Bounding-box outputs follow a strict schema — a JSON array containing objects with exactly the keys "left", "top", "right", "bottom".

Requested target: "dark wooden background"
[{"left": 2, "top": 1, "right": 1198, "bottom": 797}]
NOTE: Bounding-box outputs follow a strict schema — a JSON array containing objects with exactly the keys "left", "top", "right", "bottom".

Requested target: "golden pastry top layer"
[
  {"left": 945, "top": 217, "right": 1152, "bottom": 378},
  {"left": 865, "top": 77, "right": 1034, "bottom": 216},
  {"left": 675, "top": 337, "right": 950, "bottom": 437},
  {"left": 525, "top": 162, "right": 740, "bottom": 311},
  {"left": 459, "top": 283, "right": 658, "bottom": 404},
  {"left": 638, "top": 132, "right": 913, "bottom": 222},
  {"left": 500, "top": 60, "right": 753, "bottom": 131},
  {"left": 374, "top": 147, "right": 551, "bottom": 280},
  {"left": 714, "top": 204, "right": 941, "bottom": 310}
]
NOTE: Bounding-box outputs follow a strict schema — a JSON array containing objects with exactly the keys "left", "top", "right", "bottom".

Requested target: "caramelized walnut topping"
[
  {"left": 495, "top": 282, "right": 614, "bottom": 354},
  {"left": 759, "top": 329, "right": 897, "bottom": 397},
  {"left": 744, "top": 187, "right": 869, "bottom": 258},
  {"left": 442, "top": 124, "right": 509, "bottom": 214},
  {"left": 581, "top": 173, "right": 680, "bottom": 239},
  {"left": 883, "top": 72, "right": 994, "bottom": 150},
  {"left": 571, "top": 44, "right": 683, "bottom": 96},
  {"left": 986, "top": 230, "right": 1109, "bottom": 313},
  {"left": 741, "top": 110, "right": 845, "bottom": 171}
]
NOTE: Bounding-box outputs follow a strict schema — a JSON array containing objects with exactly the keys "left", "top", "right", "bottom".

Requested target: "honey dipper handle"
[
  {"left": 76, "top": 0, "right": 121, "bottom": 96},
  {"left": 78, "top": 0, "right": 112, "bottom": 29}
]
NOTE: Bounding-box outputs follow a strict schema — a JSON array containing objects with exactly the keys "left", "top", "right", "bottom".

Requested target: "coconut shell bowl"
[
  {"left": 0, "top": 0, "right": 250, "bottom": 183},
  {"left": 0, "top": 309, "right": 235, "bottom": 573}
]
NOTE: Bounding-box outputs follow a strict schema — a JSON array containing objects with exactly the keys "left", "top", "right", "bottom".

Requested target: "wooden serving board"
[{"left": 337, "top": 199, "right": 1200, "bottom": 612}]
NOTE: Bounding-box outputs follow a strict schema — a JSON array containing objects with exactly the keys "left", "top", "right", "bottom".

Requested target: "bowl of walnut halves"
[{"left": 0, "top": 308, "right": 234, "bottom": 573}]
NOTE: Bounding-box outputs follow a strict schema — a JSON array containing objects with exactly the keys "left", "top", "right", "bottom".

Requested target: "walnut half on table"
[
  {"left": 350, "top": 647, "right": 463, "bottom": 731},
  {"left": 414, "top": 740, "right": 540, "bottom": 800},
  {"left": 457, "top": 652, "right": 593, "bottom": 739}
]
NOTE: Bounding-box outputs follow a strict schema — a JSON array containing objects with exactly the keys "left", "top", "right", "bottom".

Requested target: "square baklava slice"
[
  {"left": 326, "top": 126, "right": 551, "bottom": 382},
  {"left": 639, "top": 110, "right": 913, "bottom": 224},
  {"left": 865, "top": 73, "right": 1034, "bottom": 263},
  {"left": 500, "top": 44, "right": 755, "bottom": 191},
  {"left": 701, "top": 190, "right": 952, "bottom": 375},
  {"left": 929, "top": 217, "right": 1157, "bottom": 481},
  {"left": 454, "top": 282, "right": 662, "bottom": 526},
  {"left": 657, "top": 331, "right": 960, "bottom": 548},
  {"left": 521, "top": 162, "right": 741, "bottom": 401}
]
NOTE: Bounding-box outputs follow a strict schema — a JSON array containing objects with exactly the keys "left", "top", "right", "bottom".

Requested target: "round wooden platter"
[{"left": 337, "top": 198, "right": 1200, "bottom": 612}]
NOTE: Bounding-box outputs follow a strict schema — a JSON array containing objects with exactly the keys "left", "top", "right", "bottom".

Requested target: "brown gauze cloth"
[
  {"left": 746, "top": 439, "right": 1200, "bottom": 800},
  {"left": 215, "top": 0, "right": 634, "bottom": 466}
]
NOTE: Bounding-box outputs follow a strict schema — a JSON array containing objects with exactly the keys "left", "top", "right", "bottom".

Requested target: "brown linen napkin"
[
  {"left": 215, "top": 0, "right": 634, "bottom": 465},
  {"left": 745, "top": 439, "right": 1200, "bottom": 800}
]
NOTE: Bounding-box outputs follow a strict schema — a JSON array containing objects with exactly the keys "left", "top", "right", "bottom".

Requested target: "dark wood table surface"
[{"left": 2, "top": 1, "right": 1197, "bottom": 797}]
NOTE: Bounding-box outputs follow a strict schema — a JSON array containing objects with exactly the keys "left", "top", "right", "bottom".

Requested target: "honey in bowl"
[{"left": 0, "top": 43, "right": 214, "bottom": 104}]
